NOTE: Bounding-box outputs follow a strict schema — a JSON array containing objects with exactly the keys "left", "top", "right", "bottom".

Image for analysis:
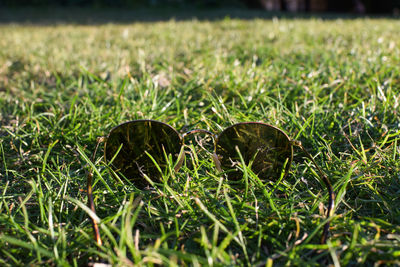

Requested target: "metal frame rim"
[
  {"left": 104, "top": 119, "right": 183, "bottom": 165},
  {"left": 215, "top": 121, "right": 294, "bottom": 180}
]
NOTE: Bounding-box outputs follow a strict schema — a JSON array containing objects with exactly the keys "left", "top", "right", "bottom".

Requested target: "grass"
[{"left": 1, "top": 8, "right": 400, "bottom": 266}]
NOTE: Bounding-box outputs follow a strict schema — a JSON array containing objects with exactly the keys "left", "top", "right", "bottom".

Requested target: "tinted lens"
[
  {"left": 104, "top": 120, "right": 182, "bottom": 187},
  {"left": 215, "top": 123, "right": 293, "bottom": 181}
]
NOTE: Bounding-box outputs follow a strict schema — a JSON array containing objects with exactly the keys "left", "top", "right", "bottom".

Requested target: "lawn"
[{"left": 0, "top": 8, "right": 399, "bottom": 266}]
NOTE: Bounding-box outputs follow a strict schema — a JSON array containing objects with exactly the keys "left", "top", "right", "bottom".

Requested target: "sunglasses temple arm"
[
  {"left": 87, "top": 137, "right": 104, "bottom": 246},
  {"left": 293, "top": 142, "right": 335, "bottom": 244}
]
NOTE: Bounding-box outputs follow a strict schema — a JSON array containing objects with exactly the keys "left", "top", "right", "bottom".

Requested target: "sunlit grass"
[{"left": 0, "top": 9, "right": 399, "bottom": 266}]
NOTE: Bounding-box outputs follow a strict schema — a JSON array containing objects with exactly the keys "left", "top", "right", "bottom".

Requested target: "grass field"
[{"left": 1, "top": 8, "right": 400, "bottom": 266}]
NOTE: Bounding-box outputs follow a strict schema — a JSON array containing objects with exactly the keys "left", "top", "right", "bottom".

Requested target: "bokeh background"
[{"left": 1, "top": 0, "right": 399, "bottom": 14}]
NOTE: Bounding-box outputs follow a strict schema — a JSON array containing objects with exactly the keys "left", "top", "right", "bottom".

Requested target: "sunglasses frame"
[{"left": 87, "top": 120, "right": 335, "bottom": 248}]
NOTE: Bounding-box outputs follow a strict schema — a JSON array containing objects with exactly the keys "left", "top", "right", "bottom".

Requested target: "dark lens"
[
  {"left": 104, "top": 120, "right": 182, "bottom": 187},
  {"left": 215, "top": 123, "right": 293, "bottom": 181}
]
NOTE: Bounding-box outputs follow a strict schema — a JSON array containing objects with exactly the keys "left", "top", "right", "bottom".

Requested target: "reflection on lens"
[
  {"left": 104, "top": 120, "right": 182, "bottom": 188},
  {"left": 215, "top": 123, "right": 293, "bottom": 181}
]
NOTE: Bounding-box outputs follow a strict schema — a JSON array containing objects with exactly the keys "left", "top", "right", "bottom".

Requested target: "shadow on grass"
[{"left": 0, "top": 7, "right": 398, "bottom": 25}]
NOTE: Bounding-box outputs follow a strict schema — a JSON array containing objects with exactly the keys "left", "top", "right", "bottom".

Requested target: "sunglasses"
[{"left": 87, "top": 120, "right": 335, "bottom": 248}]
